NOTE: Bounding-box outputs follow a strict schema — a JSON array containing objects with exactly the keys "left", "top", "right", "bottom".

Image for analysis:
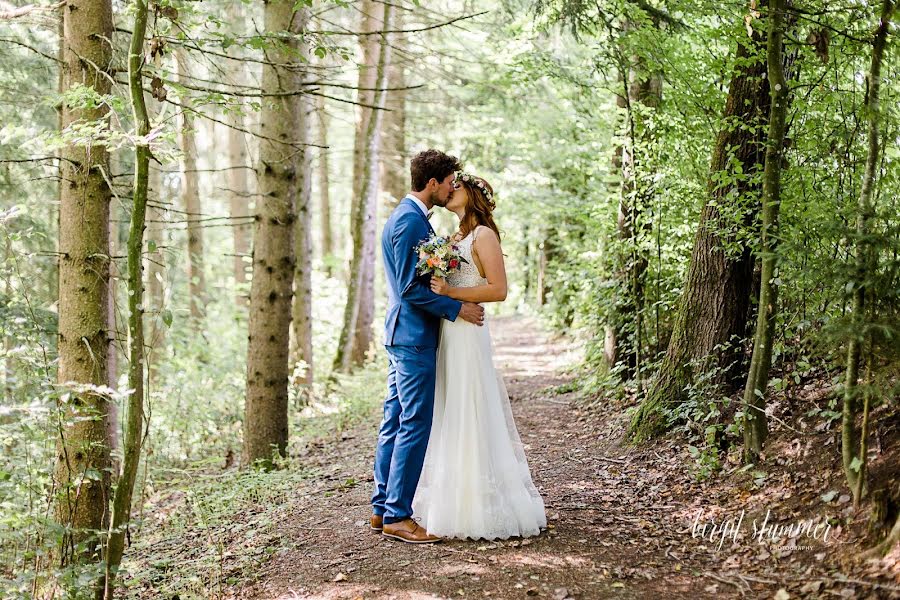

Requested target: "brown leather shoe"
[
  {"left": 370, "top": 514, "right": 383, "bottom": 531},
  {"left": 382, "top": 518, "right": 442, "bottom": 544}
]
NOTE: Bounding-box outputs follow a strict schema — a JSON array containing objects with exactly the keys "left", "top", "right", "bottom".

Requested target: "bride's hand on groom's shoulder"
[{"left": 430, "top": 276, "right": 450, "bottom": 296}]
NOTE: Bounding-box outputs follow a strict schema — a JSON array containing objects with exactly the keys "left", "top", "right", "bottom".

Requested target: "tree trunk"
[
  {"left": 537, "top": 236, "right": 549, "bottom": 306},
  {"left": 629, "top": 10, "right": 770, "bottom": 442},
  {"left": 741, "top": 0, "right": 789, "bottom": 464},
  {"left": 381, "top": 10, "right": 407, "bottom": 208},
  {"left": 610, "top": 31, "right": 662, "bottom": 384},
  {"left": 146, "top": 165, "right": 167, "bottom": 384},
  {"left": 315, "top": 93, "right": 334, "bottom": 277},
  {"left": 53, "top": 0, "right": 113, "bottom": 584},
  {"left": 226, "top": 0, "right": 252, "bottom": 304},
  {"left": 290, "top": 10, "right": 314, "bottom": 397},
  {"left": 842, "top": 0, "right": 894, "bottom": 502},
  {"left": 175, "top": 48, "right": 206, "bottom": 324},
  {"left": 2, "top": 236, "right": 12, "bottom": 402},
  {"left": 333, "top": 0, "right": 392, "bottom": 372},
  {"left": 104, "top": 0, "right": 151, "bottom": 588},
  {"left": 243, "top": 0, "right": 303, "bottom": 467},
  {"left": 350, "top": 0, "right": 387, "bottom": 367},
  {"left": 522, "top": 223, "right": 532, "bottom": 302},
  {"left": 107, "top": 176, "right": 119, "bottom": 459}
]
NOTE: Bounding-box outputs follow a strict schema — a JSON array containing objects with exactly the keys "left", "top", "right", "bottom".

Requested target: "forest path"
[{"left": 242, "top": 315, "right": 887, "bottom": 600}]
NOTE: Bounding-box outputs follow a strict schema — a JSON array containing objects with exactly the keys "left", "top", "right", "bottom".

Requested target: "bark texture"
[
  {"left": 243, "top": 0, "right": 303, "bottom": 466},
  {"left": 53, "top": 0, "right": 114, "bottom": 576}
]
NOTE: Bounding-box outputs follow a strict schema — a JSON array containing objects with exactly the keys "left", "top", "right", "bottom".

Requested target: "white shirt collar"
[{"left": 405, "top": 194, "right": 430, "bottom": 218}]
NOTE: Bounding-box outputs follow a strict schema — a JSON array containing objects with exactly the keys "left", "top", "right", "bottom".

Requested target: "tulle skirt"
[{"left": 411, "top": 317, "right": 547, "bottom": 540}]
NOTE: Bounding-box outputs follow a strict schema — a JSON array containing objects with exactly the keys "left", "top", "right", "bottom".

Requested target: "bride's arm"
[{"left": 431, "top": 227, "right": 507, "bottom": 303}]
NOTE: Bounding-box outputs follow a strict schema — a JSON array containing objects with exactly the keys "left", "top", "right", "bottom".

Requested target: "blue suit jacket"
[{"left": 382, "top": 197, "right": 462, "bottom": 347}]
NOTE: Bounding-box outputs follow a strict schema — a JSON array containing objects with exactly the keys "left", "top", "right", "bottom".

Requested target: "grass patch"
[{"left": 120, "top": 358, "right": 386, "bottom": 599}]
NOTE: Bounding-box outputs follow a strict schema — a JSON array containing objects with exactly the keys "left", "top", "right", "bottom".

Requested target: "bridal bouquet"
[{"left": 415, "top": 234, "right": 468, "bottom": 279}]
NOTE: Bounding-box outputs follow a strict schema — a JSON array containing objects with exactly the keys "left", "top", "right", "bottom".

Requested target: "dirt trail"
[{"left": 242, "top": 315, "right": 898, "bottom": 600}]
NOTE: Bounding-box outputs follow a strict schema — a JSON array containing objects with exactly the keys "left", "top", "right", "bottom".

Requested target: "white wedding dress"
[{"left": 412, "top": 227, "right": 547, "bottom": 540}]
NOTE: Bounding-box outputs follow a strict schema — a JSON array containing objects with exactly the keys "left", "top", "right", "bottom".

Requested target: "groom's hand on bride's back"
[{"left": 458, "top": 302, "right": 485, "bottom": 326}]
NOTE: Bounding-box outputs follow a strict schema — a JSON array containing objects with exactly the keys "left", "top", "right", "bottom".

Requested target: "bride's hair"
[{"left": 457, "top": 175, "right": 501, "bottom": 242}]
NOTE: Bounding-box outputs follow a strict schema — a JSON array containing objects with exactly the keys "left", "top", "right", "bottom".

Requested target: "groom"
[{"left": 371, "top": 149, "right": 485, "bottom": 543}]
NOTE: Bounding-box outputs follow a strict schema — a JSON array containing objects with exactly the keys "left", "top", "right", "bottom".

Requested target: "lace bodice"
[{"left": 448, "top": 228, "right": 488, "bottom": 288}]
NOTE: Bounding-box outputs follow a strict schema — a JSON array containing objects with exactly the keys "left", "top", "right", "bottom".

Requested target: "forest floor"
[{"left": 130, "top": 315, "right": 900, "bottom": 600}]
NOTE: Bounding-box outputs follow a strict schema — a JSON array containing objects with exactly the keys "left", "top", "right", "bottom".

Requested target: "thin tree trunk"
[
  {"left": 604, "top": 87, "right": 627, "bottom": 369},
  {"left": 315, "top": 93, "right": 334, "bottom": 277},
  {"left": 146, "top": 165, "right": 167, "bottom": 384},
  {"left": 290, "top": 9, "right": 314, "bottom": 396},
  {"left": 333, "top": 0, "right": 393, "bottom": 372},
  {"left": 104, "top": 0, "right": 151, "bottom": 588},
  {"left": 2, "top": 236, "right": 11, "bottom": 402},
  {"left": 610, "top": 32, "right": 662, "bottom": 384},
  {"left": 742, "top": 0, "right": 789, "bottom": 463},
  {"left": 107, "top": 168, "right": 119, "bottom": 461},
  {"left": 854, "top": 348, "right": 874, "bottom": 507},
  {"left": 842, "top": 0, "right": 894, "bottom": 502},
  {"left": 537, "top": 236, "right": 548, "bottom": 306},
  {"left": 243, "top": 0, "right": 302, "bottom": 466},
  {"left": 175, "top": 48, "right": 206, "bottom": 324},
  {"left": 350, "top": 0, "right": 386, "bottom": 366},
  {"left": 53, "top": 0, "right": 113, "bottom": 586},
  {"left": 629, "top": 10, "right": 770, "bottom": 442},
  {"left": 381, "top": 10, "right": 407, "bottom": 208},
  {"left": 522, "top": 224, "right": 532, "bottom": 302},
  {"left": 226, "top": 0, "right": 252, "bottom": 304}
]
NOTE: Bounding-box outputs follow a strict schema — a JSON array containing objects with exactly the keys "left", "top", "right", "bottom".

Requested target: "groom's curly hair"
[{"left": 410, "top": 149, "right": 462, "bottom": 192}]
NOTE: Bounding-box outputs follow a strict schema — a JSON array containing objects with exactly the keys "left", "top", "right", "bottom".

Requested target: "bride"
[{"left": 410, "top": 171, "right": 547, "bottom": 541}]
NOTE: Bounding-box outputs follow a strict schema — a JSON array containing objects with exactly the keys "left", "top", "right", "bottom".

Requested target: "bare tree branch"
[{"left": 0, "top": 0, "right": 63, "bottom": 20}]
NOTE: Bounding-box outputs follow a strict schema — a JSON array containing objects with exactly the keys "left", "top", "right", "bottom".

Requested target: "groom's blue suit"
[{"left": 372, "top": 196, "right": 463, "bottom": 525}]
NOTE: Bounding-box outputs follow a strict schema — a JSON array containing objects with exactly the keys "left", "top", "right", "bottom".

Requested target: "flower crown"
[{"left": 454, "top": 171, "right": 494, "bottom": 203}]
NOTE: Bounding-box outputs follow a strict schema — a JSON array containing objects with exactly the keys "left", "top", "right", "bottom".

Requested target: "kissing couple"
[{"left": 370, "top": 149, "right": 547, "bottom": 543}]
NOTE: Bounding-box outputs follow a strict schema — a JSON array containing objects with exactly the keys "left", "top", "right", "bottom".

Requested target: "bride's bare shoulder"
[{"left": 473, "top": 225, "right": 500, "bottom": 245}]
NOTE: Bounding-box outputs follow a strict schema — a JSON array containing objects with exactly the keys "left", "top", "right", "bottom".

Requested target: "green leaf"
[
  {"left": 314, "top": 46, "right": 327, "bottom": 59},
  {"left": 849, "top": 456, "right": 863, "bottom": 472},
  {"left": 147, "top": 239, "right": 157, "bottom": 253},
  {"left": 162, "top": 309, "right": 173, "bottom": 327}
]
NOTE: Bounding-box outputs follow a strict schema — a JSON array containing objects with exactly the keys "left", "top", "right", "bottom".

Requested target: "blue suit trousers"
[{"left": 371, "top": 344, "right": 437, "bottom": 524}]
